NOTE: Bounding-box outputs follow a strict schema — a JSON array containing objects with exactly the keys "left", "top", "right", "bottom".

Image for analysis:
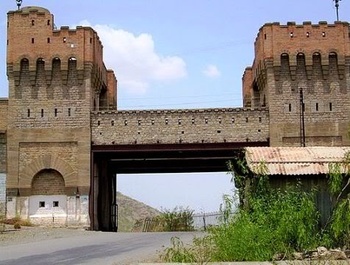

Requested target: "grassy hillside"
[{"left": 117, "top": 191, "right": 160, "bottom": 232}]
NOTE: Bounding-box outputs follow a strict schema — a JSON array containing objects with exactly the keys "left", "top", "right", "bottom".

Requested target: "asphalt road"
[{"left": 0, "top": 231, "right": 202, "bottom": 265}]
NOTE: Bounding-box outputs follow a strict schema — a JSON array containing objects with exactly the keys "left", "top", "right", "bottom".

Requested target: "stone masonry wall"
[{"left": 91, "top": 108, "right": 269, "bottom": 145}]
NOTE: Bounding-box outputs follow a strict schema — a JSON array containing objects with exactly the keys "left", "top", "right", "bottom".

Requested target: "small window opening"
[
  {"left": 53, "top": 201, "right": 59, "bottom": 207},
  {"left": 232, "top": 118, "right": 235, "bottom": 123},
  {"left": 68, "top": 108, "right": 71, "bottom": 116},
  {"left": 205, "top": 118, "right": 208, "bottom": 124},
  {"left": 138, "top": 120, "right": 141, "bottom": 126},
  {"left": 124, "top": 120, "right": 128, "bottom": 126},
  {"left": 97, "top": 121, "right": 101, "bottom": 126},
  {"left": 151, "top": 119, "right": 155, "bottom": 125},
  {"left": 63, "top": 37, "right": 67, "bottom": 43},
  {"left": 289, "top": 103, "right": 292, "bottom": 112},
  {"left": 306, "top": 32, "right": 310, "bottom": 37},
  {"left": 165, "top": 118, "right": 168, "bottom": 125},
  {"left": 264, "top": 33, "right": 267, "bottom": 39},
  {"left": 90, "top": 38, "right": 93, "bottom": 44},
  {"left": 39, "top": 201, "right": 45, "bottom": 208},
  {"left": 111, "top": 120, "right": 114, "bottom": 126},
  {"left": 181, "top": 131, "right": 184, "bottom": 134},
  {"left": 329, "top": 102, "right": 333, "bottom": 111},
  {"left": 178, "top": 119, "right": 181, "bottom": 125},
  {"left": 47, "top": 38, "right": 50, "bottom": 43},
  {"left": 54, "top": 108, "right": 58, "bottom": 117},
  {"left": 7, "top": 40, "right": 9, "bottom": 45},
  {"left": 316, "top": 103, "right": 319, "bottom": 111},
  {"left": 246, "top": 117, "right": 249, "bottom": 123},
  {"left": 322, "top": 32, "right": 326, "bottom": 37},
  {"left": 27, "top": 109, "right": 30, "bottom": 118},
  {"left": 290, "top": 32, "right": 294, "bottom": 38},
  {"left": 217, "top": 130, "right": 221, "bottom": 134},
  {"left": 191, "top": 118, "right": 195, "bottom": 124},
  {"left": 31, "top": 38, "right": 35, "bottom": 44},
  {"left": 47, "top": 20, "right": 50, "bottom": 26},
  {"left": 259, "top": 117, "right": 262, "bottom": 123},
  {"left": 31, "top": 20, "right": 35, "bottom": 26},
  {"left": 41, "top": 109, "right": 44, "bottom": 117},
  {"left": 218, "top": 118, "right": 222, "bottom": 124}
]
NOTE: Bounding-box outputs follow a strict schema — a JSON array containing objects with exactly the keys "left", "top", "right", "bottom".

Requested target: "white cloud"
[
  {"left": 203, "top": 64, "right": 221, "bottom": 78},
  {"left": 79, "top": 20, "right": 187, "bottom": 95}
]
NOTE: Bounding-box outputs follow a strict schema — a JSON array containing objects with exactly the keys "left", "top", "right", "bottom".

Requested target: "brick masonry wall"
[
  {"left": 245, "top": 22, "right": 350, "bottom": 146},
  {"left": 91, "top": 108, "right": 269, "bottom": 145}
]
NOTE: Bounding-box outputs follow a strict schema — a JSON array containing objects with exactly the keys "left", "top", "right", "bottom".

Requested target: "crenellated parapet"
[
  {"left": 91, "top": 107, "right": 269, "bottom": 145},
  {"left": 6, "top": 6, "right": 117, "bottom": 108}
]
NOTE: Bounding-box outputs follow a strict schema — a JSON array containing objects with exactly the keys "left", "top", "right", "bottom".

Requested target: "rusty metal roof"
[{"left": 245, "top": 147, "right": 350, "bottom": 175}]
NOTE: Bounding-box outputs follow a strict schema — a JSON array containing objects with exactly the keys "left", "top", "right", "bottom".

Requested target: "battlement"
[
  {"left": 253, "top": 21, "right": 350, "bottom": 66},
  {"left": 91, "top": 107, "right": 269, "bottom": 145},
  {"left": 6, "top": 6, "right": 117, "bottom": 109}
]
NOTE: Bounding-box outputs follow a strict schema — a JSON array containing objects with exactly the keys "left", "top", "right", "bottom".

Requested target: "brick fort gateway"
[{"left": 1, "top": 6, "right": 350, "bottom": 231}]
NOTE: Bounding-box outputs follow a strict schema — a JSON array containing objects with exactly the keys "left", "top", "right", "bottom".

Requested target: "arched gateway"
[{"left": 3, "top": 6, "right": 350, "bottom": 231}]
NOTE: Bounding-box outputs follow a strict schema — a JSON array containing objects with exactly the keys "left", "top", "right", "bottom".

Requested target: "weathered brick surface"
[
  {"left": 91, "top": 108, "right": 269, "bottom": 145},
  {"left": 4, "top": 6, "right": 350, "bottom": 227},
  {"left": 244, "top": 22, "right": 350, "bottom": 146}
]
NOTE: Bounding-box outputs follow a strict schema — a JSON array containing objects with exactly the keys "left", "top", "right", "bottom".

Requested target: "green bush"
[
  {"left": 210, "top": 187, "right": 320, "bottom": 261},
  {"left": 159, "top": 206, "right": 194, "bottom": 232}
]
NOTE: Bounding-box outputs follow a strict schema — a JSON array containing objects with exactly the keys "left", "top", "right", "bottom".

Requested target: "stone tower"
[
  {"left": 243, "top": 21, "right": 350, "bottom": 146},
  {"left": 6, "top": 6, "right": 116, "bottom": 226}
]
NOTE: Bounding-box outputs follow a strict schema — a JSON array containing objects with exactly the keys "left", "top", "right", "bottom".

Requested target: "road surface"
[{"left": 0, "top": 231, "right": 202, "bottom": 265}]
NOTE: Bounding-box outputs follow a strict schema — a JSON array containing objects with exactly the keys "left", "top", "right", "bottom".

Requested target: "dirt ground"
[{"left": 0, "top": 224, "right": 93, "bottom": 247}]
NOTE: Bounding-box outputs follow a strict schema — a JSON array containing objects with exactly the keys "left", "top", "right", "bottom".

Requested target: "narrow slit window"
[
  {"left": 97, "top": 120, "right": 101, "bottom": 126},
  {"left": 63, "top": 37, "right": 67, "bottom": 43},
  {"left": 31, "top": 38, "right": 35, "bottom": 44},
  {"left": 41, "top": 109, "right": 44, "bottom": 117},
  {"left": 246, "top": 117, "right": 249, "bottom": 123},
  {"left": 329, "top": 103, "right": 333, "bottom": 111},
  {"left": 111, "top": 120, "right": 114, "bottom": 126},
  {"left": 205, "top": 118, "right": 208, "bottom": 124},
  {"left": 124, "top": 120, "right": 128, "bottom": 126},
  {"left": 54, "top": 108, "right": 58, "bottom": 117},
  {"left": 68, "top": 108, "right": 71, "bottom": 116},
  {"left": 31, "top": 20, "right": 35, "bottom": 26},
  {"left": 27, "top": 109, "right": 30, "bottom": 118},
  {"left": 316, "top": 103, "right": 319, "bottom": 111},
  {"left": 151, "top": 120, "right": 155, "bottom": 125},
  {"left": 191, "top": 118, "right": 195, "bottom": 124},
  {"left": 289, "top": 104, "right": 292, "bottom": 112},
  {"left": 47, "top": 37, "right": 50, "bottom": 43},
  {"left": 232, "top": 118, "right": 235, "bottom": 123},
  {"left": 178, "top": 119, "right": 181, "bottom": 125},
  {"left": 165, "top": 118, "right": 168, "bottom": 125},
  {"left": 138, "top": 120, "right": 141, "bottom": 126},
  {"left": 259, "top": 117, "right": 262, "bottom": 123},
  {"left": 47, "top": 20, "right": 50, "bottom": 26}
]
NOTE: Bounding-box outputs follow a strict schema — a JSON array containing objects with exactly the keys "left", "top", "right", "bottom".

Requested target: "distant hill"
[{"left": 116, "top": 192, "right": 160, "bottom": 232}]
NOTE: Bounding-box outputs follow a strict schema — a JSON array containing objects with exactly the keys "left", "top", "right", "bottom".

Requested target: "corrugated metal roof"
[{"left": 245, "top": 147, "right": 350, "bottom": 175}]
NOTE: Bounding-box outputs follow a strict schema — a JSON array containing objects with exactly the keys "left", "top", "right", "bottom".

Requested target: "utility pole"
[
  {"left": 299, "top": 88, "right": 306, "bottom": 147},
  {"left": 333, "top": 0, "right": 342, "bottom": 21},
  {"left": 16, "top": 0, "right": 23, "bottom": 10}
]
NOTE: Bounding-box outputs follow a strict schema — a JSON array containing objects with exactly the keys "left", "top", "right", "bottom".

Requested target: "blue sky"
[{"left": 1, "top": 0, "right": 349, "bottom": 212}]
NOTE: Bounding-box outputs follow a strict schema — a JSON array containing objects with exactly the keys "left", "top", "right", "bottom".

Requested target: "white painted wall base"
[{"left": 6, "top": 195, "right": 89, "bottom": 227}]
